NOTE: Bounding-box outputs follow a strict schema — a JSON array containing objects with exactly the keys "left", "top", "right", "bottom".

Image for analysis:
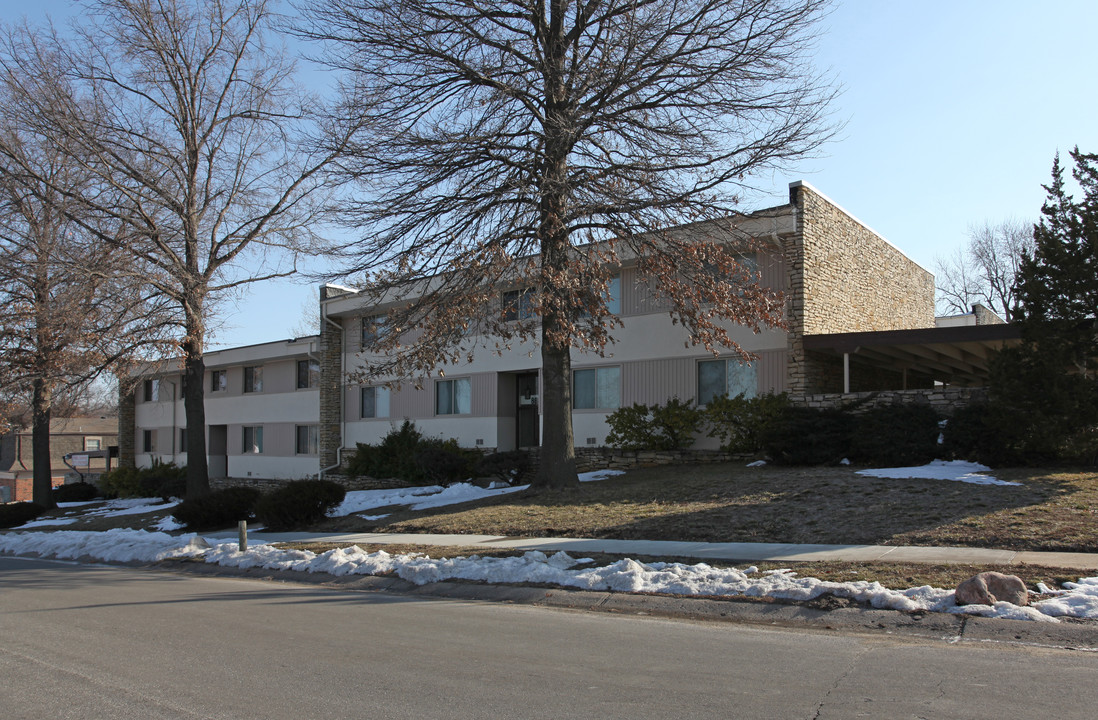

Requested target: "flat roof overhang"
[{"left": 802, "top": 324, "right": 1023, "bottom": 386}]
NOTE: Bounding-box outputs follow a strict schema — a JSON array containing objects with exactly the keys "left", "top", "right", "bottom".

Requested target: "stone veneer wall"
[
  {"left": 117, "top": 382, "right": 136, "bottom": 468},
  {"left": 318, "top": 286, "right": 349, "bottom": 471},
  {"left": 785, "top": 183, "right": 936, "bottom": 395},
  {"left": 791, "top": 387, "right": 987, "bottom": 417}
]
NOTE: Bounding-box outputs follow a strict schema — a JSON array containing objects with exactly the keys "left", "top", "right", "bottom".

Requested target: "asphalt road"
[{"left": 2, "top": 556, "right": 1097, "bottom": 719}]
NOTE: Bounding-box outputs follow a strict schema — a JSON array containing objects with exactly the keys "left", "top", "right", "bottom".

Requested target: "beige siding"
[
  {"left": 390, "top": 383, "right": 433, "bottom": 419},
  {"left": 755, "top": 349, "right": 788, "bottom": 394},
  {"left": 470, "top": 373, "right": 497, "bottom": 418},
  {"left": 621, "top": 357, "right": 696, "bottom": 406}
]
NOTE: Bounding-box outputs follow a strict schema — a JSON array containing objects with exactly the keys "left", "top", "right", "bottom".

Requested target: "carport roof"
[{"left": 802, "top": 324, "right": 1022, "bottom": 386}]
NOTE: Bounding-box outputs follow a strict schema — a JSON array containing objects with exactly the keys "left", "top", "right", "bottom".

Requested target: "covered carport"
[{"left": 801, "top": 324, "right": 1023, "bottom": 394}]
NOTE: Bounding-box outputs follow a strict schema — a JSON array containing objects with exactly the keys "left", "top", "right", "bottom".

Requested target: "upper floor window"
[
  {"left": 697, "top": 359, "right": 757, "bottom": 405},
  {"left": 243, "top": 366, "right": 263, "bottom": 393},
  {"left": 211, "top": 369, "right": 227, "bottom": 392},
  {"left": 573, "top": 366, "right": 621, "bottom": 410},
  {"left": 501, "top": 288, "right": 536, "bottom": 321},
  {"left": 361, "top": 314, "right": 388, "bottom": 348},
  {"left": 84, "top": 437, "right": 102, "bottom": 451},
  {"left": 143, "top": 378, "right": 160, "bottom": 402},
  {"left": 361, "top": 386, "right": 391, "bottom": 419},
  {"left": 297, "top": 359, "right": 320, "bottom": 389},
  {"left": 436, "top": 377, "right": 471, "bottom": 415}
]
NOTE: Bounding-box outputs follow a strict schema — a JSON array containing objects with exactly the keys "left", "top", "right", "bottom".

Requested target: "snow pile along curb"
[{"left": 3, "top": 529, "right": 1097, "bottom": 623}]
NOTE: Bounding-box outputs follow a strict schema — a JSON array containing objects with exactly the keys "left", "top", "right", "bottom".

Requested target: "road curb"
[{"left": 151, "top": 558, "right": 1098, "bottom": 651}]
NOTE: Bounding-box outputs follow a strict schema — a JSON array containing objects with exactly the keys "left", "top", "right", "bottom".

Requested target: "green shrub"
[
  {"left": 761, "top": 406, "right": 853, "bottom": 465},
  {"left": 705, "top": 392, "right": 790, "bottom": 453},
  {"left": 849, "top": 404, "right": 941, "bottom": 467},
  {"left": 100, "top": 466, "right": 144, "bottom": 498},
  {"left": 254, "top": 479, "right": 347, "bottom": 531},
  {"left": 53, "top": 482, "right": 100, "bottom": 503},
  {"left": 0, "top": 502, "right": 46, "bottom": 529},
  {"left": 605, "top": 397, "right": 703, "bottom": 451},
  {"left": 475, "top": 450, "right": 530, "bottom": 485},
  {"left": 941, "top": 402, "right": 1005, "bottom": 465},
  {"left": 415, "top": 442, "right": 480, "bottom": 484},
  {"left": 171, "top": 486, "right": 262, "bottom": 531},
  {"left": 139, "top": 462, "right": 188, "bottom": 501}
]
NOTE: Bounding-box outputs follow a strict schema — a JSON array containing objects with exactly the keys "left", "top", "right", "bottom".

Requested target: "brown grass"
[{"left": 313, "top": 463, "right": 1098, "bottom": 553}]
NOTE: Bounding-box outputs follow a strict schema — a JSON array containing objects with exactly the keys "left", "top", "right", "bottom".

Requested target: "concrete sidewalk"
[{"left": 205, "top": 528, "right": 1098, "bottom": 570}]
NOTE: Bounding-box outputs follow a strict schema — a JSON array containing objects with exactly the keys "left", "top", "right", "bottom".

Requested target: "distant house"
[
  {"left": 0, "top": 417, "right": 118, "bottom": 502},
  {"left": 121, "top": 181, "right": 1020, "bottom": 480}
]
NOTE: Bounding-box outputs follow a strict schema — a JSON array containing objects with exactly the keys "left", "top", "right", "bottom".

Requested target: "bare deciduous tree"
[
  {"left": 301, "top": 0, "right": 837, "bottom": 488},
  {"left": 935, "top": 219, "right": 1034, "bottom": 322},
  {"left": 0, "top": 0, "right": 340, "bottom": 497}
]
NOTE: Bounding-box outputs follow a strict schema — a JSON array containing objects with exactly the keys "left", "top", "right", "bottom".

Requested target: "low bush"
[
  {"left": 171, "top": 486, "right": 262, "bottom": 531},
  {"left": 415, "top": 443, "right": 480, "bottom": 484},
  {"left": 761, "top": 406, "right": 853, "bottom": 465},
  {"left": 704, "top": 392, "right": 790, "bottom": 453},
  {"left": 605, "top": 397, "right": 703, "bottom": 451},
  {"left": 100, "top": 465, "right": 144, "bottom": 498},
  {"left": 347, "top": 421, "right": 481, "bottom": 485},
  {"left": 475, "top": 450, "right": 530, "bottom": 485},
  {"left": 53, "top": 482, "right": 100, "bottom": 503},
  {"left": 0, "top": 502, "right": 47, "bottom": 529},
  {"left": 254, "top": 479, "right": 347, "bottom": 531},
  {"left": 849, "top": 404, "right": 941, "bottom": 467},
  {"left": 138, "top": 462, "right": 188, "bottom": 501},
  {"left": 941, "top": 402, "right": 1003, "bottom": 464}
]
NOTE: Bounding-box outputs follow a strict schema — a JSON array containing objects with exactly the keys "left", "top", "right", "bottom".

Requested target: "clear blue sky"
[{"left": 7, "top": 1, "right": 1098, "bottom": 348}]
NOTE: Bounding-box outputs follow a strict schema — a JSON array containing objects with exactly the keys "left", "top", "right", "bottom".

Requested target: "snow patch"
[{"left": 857, "top": 460, "right": 1020, "bottom": 486}]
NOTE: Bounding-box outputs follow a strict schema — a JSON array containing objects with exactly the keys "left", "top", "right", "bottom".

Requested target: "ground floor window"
[
  {"left": 436, "top": 377, "right": 471, "bottom": 415},
  {"left": 296, "top": 425, "right": 319, "bottom": 455},
  {"left": 361, "top": 386, "right": 391, "bottom": 418},
  {"left": 142, "top": 429, "right": 156, "bottom": 453},
  {"left": 573, "top": 366, "right": 621, "bottom": 409},
  {"left": 697, "top": 359, "right": 757, "bottom": 405},
  {"left": 242, "top": 425, "right": 264, "bottom": 454}
]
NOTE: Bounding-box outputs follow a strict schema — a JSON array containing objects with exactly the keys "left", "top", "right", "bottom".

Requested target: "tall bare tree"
[
  {"left": 0, "top": 111, "right": 171, "bottom": 508},
  {"left": 935, "top": 219, "right": 1034, "bottom": 322},
  {"left": 301, "top": 0, "right": 836, "bottom": 488},
  {"left": 0, "top": 1, "right": 340, "bottom": 497}
]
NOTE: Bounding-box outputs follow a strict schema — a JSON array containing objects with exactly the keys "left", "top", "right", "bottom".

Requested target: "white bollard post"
[{"left": 238, "top": 520, "right": 247, "bottom": 552}]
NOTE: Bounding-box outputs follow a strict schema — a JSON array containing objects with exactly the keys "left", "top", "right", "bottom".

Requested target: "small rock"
[{"left": 955, "top": 571, "right": 1028, "bottom": 606}]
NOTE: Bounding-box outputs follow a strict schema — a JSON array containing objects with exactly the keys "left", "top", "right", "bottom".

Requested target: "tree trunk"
[
  {"left": 182, "top": 295, "right": 210, "bottom": 497},
  {"left": 31, "top": 377, "right": 56, "bottom": 509},
  {"left": 532, "top": 0, "right": 578, "bottom": 490}
]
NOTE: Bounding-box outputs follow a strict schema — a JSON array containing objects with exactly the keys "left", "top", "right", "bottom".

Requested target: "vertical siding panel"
[
  {"left": 622, "top": 358, "right": 695, "bottom": 406},
  {"left": 391, "top": 383, "right": 432, "bottom": 419},
  {"left": 759, "top": 247, "right": 787, "bottom": 291},
  {"left": 471, "top": 373, "right": 496, "bottom": 417},
  {"left": 755, "top": 349, "right": 788, "bottom": 393}
]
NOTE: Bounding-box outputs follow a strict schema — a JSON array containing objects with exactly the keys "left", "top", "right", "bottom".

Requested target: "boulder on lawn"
[{"left": 955, "top": 571, "right": 1028, "bottom": 606}]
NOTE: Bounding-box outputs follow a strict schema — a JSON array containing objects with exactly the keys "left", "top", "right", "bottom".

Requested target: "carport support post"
[
  {"left": 238, "top": 521, "right": 247, "bottom": 553},
  {"left": 843, "top": 352, "right": 850, "bottom": 394}
]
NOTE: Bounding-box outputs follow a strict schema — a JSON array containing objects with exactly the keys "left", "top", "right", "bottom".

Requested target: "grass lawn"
[{"left": 314, "top": 463, "right": 1098, "bottom": 554}]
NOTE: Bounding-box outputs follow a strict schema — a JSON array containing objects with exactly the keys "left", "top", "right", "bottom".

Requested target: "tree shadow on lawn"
[
  {"left": 605, "top": 465, "right": 1091, "bottom": 551},
  {"left": 331, "top": 463, "right": 1093, "bottom": 553}
]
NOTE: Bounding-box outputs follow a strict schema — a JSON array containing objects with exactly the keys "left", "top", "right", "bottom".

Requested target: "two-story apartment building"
[{"left": 124, "top": 181, "right": 957, "bottom": 479}]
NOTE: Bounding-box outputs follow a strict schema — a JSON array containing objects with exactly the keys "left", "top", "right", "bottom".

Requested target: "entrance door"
[
  {"left": 516, "top": 373, "right": 540, "bottom": 448},
  {"left": 208, "top": 425, "right": 228, "bottom": 478}
]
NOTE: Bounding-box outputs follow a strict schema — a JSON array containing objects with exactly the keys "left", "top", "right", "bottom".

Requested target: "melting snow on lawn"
[
  {"left": 856, "top": 460, "right": 1021, "bottom": 486},
  {"left": 14, "top": 497, "right": 180, "bottom": 529},
  {"left": 2, "top": 528, "right": 1095, "bottom": 623},
  {"left": 329, "top": 469, "right": 624, "bottom": 517}
]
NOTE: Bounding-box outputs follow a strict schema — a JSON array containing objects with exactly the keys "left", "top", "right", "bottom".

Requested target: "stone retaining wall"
[{"left": 791, "top": 387, "right": 987, "bottom": 416}]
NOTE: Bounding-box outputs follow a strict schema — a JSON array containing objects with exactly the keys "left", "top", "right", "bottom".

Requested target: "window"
[
  {"left": 143, "top": 378, "right": 160, "bottom": 402},
  {"left": 179, "top": 428, "right": 188, "bottom": 451},
  {"left": 573, "top": 367, "right": 621, "bottom": 409},
  {"left": 178, "top": 375, "right": 186, "bottom": 399},
  {"left": 242, "top": 426, "right": 264, "bottom": 454},
  {"left": 243, "top": 366, "right": 263, "bottom": 393},
  {"left": 84, "top": 437, "right": 102, "bottom": 452},
  {"left": 435, "top": 378, "right": 471, "bottom": 415},
  {"left": 296, "top": 425, "right": 319, "bottom": 455},
  {"left": 361, "top": 314, "right": 388, "bottom": 348},
  {"left": 142, "top": 429, "right": 156, "bottom": 453},
  {"left": 606, "top": 275, "right": 621, "bottom": 315},
  {"left": 297, "top": 359, "right": 320, "bottom": 389},
  {"left": 697, "top": 359, "right": 757, "bottom": 405},
  {"left": 360, "top": 386, "right": 391, "bottom": 419},
  {"left": 211, "top": 369, "right": 227, "bottom": 392},
  {"left": 501, "top": 288, "right": 536, "bottom": 321}
]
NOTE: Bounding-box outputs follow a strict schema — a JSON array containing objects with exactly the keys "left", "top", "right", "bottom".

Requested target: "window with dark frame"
[
  {"left": 360, "top": 386, "right": 390, "bottom": 419},
  {"left": 697, "top": 359, "right": 757, "bottom": 405},
  {"left": 295, "top": 425, "right": 319, "bottom": 455},
  {"left": 211, "top": 369, "right": 227, "bottom": 392},
  {"left": 501, "top": 288, "right": 536, "bottom": 321},
  {"left": 361, "top": 314, "right": 388, "bottom": 348},
  {"left": 435, "top": 378, "right": 471, "bottom": 415},
  {"left": 297, "top": 358, "right": 320, "bottom": 389},
  {"left": 142, "top": 429, "right": 155, "bottom": 453},
  {"left": 243, "top": 366, "right": 263, "bottom": 393},
  {"left": 143, "top": 379, "right": 160, "bottom": 402},
  {"left": 242, "top": 425, "right": 263, "bottom": 454},
  {"left": 573, "top": 367, "right": 621, "bottom": 409}
]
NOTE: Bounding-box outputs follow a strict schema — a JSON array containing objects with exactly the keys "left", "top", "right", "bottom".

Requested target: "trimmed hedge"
[
  {"left": 172, "top": 487, "right": 261, "bottom": 531},
  {"left": 101, "top": 462, "right": 188, "bottom": 500},
  {"left": 254, "top": 479, "right": 347, "bottom": 531},
  {"left": 705, "top": 392, "right": 790, "bottom": 453},
  {"left": 0, "top": 502, "right": 47, "bottom": 529},
  {"left": 849, "top": 404, "right": 941, "bottom": 467},
  {"left": 475, "top": 450, "right": 530, "bottom": 485},
  {"left": 605, "top": 397, "right": 703, "bottom": 451},
  {"left": 761, "top": 406, "right": 853, "bottom": 465}
]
